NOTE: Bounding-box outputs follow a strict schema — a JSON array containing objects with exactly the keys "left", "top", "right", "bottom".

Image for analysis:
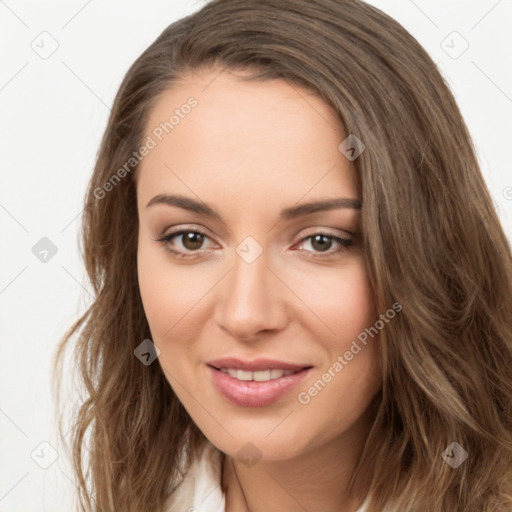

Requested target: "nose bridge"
[{"left": 215, "top": 246, "right": 286, "bottom": 338}]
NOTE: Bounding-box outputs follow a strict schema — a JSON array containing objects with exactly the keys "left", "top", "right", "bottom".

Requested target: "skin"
[{"left": 136, "top": 67, "right": 382, "bottom": 512}]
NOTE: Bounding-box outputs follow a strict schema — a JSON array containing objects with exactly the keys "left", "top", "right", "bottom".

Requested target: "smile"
[
  {"left": 217, "top": 368, "right": 300, "bottom": 381},
  {"left": 206, "top": 362, "right": 312, "bottom": 407}
]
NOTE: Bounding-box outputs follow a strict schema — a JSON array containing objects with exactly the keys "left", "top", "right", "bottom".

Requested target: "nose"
[{"left": 214, "top": 249, "right": 288, "bottom": 341}]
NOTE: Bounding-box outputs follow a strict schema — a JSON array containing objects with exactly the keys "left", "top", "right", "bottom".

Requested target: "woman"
[{"left": 54, "top": 0, "right": 512, "bottom": 511}]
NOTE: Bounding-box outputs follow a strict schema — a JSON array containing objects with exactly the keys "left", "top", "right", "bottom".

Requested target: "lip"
[
  {"left": 207, "top": 357, "right": 310, "bottom": 372},
  {"left": 206, "top": 360, "right": 312, "bottom": 407}
]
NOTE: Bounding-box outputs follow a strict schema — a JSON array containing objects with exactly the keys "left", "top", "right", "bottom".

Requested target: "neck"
[{"left": 221, "top": 413, "right": 370, "bottom": 512}]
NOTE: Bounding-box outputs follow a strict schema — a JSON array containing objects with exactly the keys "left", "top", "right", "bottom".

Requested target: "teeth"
[
  {"left": 270, "top": 369, "right": 284, "bottom": 379},
  {"left": 232, "top": 369, "right": 252, "bottom": 381},
  {"left": 253, "top": 370, "right": 271, "bottom": 381},
  {"left": 220, "top": 368, "right": 297, "bottom": 381}
]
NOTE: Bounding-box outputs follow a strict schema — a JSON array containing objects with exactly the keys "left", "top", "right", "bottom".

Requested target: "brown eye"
[
  {"left": 154, "top": 229, "right": 215, "bottom": 256},
  {"left": 310, "top": 234, "right": 333, "bottom": 252},
  {"left": 296, "top": 232, "right": 353, "bottom": 256},
  {"left": 181, "top": 231, "right": 205, "bottom": 251}
]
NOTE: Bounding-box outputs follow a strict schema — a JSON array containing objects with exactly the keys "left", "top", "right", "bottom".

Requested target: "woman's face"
[{"left": 136, "top": 67, "right": 381, "bottom": 461}]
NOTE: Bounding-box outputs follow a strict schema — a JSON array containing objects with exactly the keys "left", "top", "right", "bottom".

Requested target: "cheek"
[
  {"left": 331, "top": 269, "right": 377, "bottom": 344},
  {"left": 137, "top": 239, "right": 219, "bottom": 380},
  {"left": 290, "top": 258, "right": 377, "bottom": 346},
  {"left": 137, "top": 250, "right": 175, "bottom": 338},
  {"left": 137, "top": 239, "right": 202, "bottom": 337},
  {"left": 291, "top": 260, "right": 380, "bottom": 425},
  {"left": 137, "top": 245, "right": 200, "bottom": 391}
]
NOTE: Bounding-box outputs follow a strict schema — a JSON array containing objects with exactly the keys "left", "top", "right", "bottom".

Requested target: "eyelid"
[
  {"left": 296, "top": 226, "right": 354, "bottom": 239},
  {"left": 158, "top": 224, "right": 218, "bottom": 242}
]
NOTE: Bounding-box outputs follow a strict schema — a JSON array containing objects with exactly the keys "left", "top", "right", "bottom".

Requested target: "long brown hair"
[{"left": 53, "top": 0, "right": 512, "bottom": 510}]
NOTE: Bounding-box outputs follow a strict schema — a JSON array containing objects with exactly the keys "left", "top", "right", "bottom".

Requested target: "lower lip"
[{"left": 206, "top": 365, "right": 311, "bottom": 407}]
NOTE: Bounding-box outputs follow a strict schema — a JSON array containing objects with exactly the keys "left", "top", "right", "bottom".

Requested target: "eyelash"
[{"left": 153, "top": 228, "right": 353, "bottom": 259}]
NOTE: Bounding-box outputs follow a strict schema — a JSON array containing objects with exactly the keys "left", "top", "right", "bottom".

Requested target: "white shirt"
[{"left": 164, "top": 439, "right": 370, "bottom": 512}]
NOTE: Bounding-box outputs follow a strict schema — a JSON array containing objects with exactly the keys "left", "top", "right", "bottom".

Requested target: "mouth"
[
  {"left": 206, "top": 358, "right": 313, "bottom": 407},
  {"left": 208, "top": 366, "right": 307, "bottom": 382}
]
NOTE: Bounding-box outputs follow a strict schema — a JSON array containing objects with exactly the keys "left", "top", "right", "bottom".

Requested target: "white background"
[{"left": 1, "top": 0, "right": 511, "bottom": 510}]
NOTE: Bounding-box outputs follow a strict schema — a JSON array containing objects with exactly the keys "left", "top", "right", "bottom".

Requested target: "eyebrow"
[{"left": 146, "top": 194, "right": 361, "bottom": 221}]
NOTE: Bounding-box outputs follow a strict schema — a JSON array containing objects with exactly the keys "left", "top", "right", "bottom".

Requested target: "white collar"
[{"left": 165, "top": 439, "right": 225, "bottom": 512}]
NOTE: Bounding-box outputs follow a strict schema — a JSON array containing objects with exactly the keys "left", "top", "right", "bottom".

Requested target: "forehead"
[{"left": 136, "top": 68, "right": 359, "bottom": 215}]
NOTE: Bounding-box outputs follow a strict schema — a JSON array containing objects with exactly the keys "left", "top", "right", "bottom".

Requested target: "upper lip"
[{"left": 207, "top": 357, "right": 312, "bottom": 372}]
